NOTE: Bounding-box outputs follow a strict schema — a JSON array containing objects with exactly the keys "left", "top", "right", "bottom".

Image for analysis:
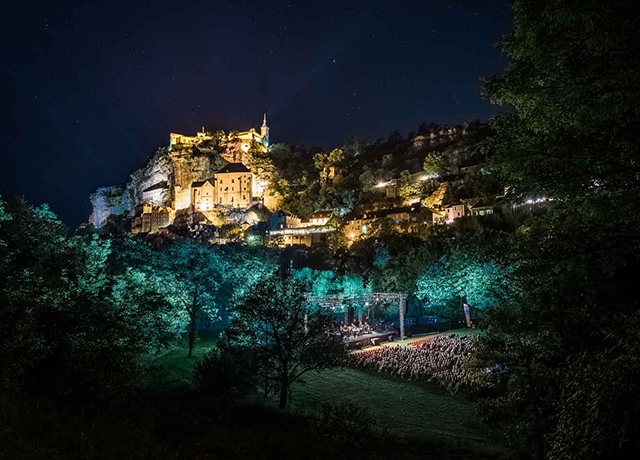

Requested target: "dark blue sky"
[{"left": 0, "top": 0, "right": 511, "bottom": 226}]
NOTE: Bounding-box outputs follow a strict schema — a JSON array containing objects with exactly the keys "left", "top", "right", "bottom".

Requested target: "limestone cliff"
[
  {"left": 89, "top": 186, "right": 132, "bottom": 228},
  {"left": 89, "top": 145, "right": 227, "bottom": 228}
]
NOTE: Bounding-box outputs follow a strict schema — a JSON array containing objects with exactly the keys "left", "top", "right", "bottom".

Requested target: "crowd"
[{"left": 348, "top": 334, "right": 492, "bottom": 394}]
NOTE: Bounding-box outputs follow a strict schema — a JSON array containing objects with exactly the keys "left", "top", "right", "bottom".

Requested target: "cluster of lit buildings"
[
  {"left": 132, "top": 116, "right": 272, "bottom": 234},
  {"left": 267, "top": 210, "right": 334, "bottom": 247}
]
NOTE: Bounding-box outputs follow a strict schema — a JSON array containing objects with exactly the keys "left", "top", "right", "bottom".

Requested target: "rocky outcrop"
[
  {"left": 89, "top": 146, "right": 227, "bottom": 228},
  {"left": 89, "top": 186, "right": 132, "bottom": 228},
  {"left": 171, "top": 149, "right": 227, "bottom": 192}
]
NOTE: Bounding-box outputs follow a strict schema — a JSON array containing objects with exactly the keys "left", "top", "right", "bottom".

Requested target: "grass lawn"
[
  {"left": 142, "top": 337, "right": 217, "bottom": 389},
  {"left": 144, "top": 330, "right": 501, "bottom": 450},
  {"left": 290, "top": 367, "right": 491, "bottom": 445}
]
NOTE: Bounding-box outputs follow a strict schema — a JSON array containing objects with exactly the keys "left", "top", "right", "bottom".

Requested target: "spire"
[{"left": 261, "top": 113, "right": 270, "bottom": 147}]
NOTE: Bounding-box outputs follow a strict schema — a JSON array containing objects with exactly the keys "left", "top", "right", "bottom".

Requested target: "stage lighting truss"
[{"left": 306, "top": 292, "right": 408, "bottom": 339}]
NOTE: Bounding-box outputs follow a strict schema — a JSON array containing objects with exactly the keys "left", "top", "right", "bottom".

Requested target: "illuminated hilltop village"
[
  {"left": 89, "top": 115, "right": 275, "bottom": 234},
  {"left": 89, "top": 117, "right": 509, "bottom": 245}
]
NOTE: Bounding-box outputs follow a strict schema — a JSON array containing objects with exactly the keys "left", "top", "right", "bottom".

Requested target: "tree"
[
  {"left": 397, "top": 169, "right": 422, "bottom": 200},
  {"left": 226, "top": 273, "right": 347, "bottom": 409},
  {"left": 423, "top": 152, "right": 444, "bottom": 177},
  {"left": 0, "top": 199, "right": 174, "bottom": 401},
  {"left": 479, "top": 1, "right": 640, "bottom": 458},
  {"left": 161, "top": 239, "right": 225, "bottom": 357},
  {"left": 483, "top": 0, "right": 640, "bottom": 203}
]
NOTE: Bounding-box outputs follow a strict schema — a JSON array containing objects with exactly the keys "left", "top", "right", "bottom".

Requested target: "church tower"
[{"left": 261, "top": 113, "right": 270, "bottom": 147}]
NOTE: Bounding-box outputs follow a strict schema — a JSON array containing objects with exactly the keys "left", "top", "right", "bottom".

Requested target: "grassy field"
[
  {"left": 144, "top": 330, "right": 500, "bottom": 449},
  {"left": 290, "top": 368, "right": 489, "bottom": 444},
  {"left": 142, "top": 337, "right": 218, "bottom": 388},
  {"left": 290, "top": 329, "right": 491, "bottom": 445}
]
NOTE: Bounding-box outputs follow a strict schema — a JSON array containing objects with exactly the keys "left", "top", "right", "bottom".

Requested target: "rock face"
[
  {"left": 89, "top": 186, "right": 133, "bottom": 228},
  {"left": 171, "top": 149, "right": 227, "bottom": 193},
  {"left": 89, "top": 145, "right": 228, "bottom": 228}
]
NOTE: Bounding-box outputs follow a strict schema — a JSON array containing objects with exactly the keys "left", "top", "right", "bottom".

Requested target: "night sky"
[{"left": 1, "top": 0, "right": 511, "bottom": 226}]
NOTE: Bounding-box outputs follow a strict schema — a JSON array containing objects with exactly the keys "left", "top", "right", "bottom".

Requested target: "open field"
[
  {"left": 290, "top": 330, "right": 492, "bottom": 445},
  {"left": 291, "top": 368, "right": 492, "bottom": 444},
  {"left": 144, "top": 329, "right": 499, "bottom": 449},
  {"left": 142, "top": 337, "right": 218, "bottom": 388}
]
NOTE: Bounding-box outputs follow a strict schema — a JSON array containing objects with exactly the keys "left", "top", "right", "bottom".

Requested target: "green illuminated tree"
[
  {"left": 226, "top": 273, "right": 346, "bottom": 410},
  {"left": 160, "top": 239, "right": 225, "bottom": 357}
]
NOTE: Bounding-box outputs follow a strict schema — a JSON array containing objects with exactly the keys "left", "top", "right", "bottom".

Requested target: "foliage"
[
  {"left": 477, "top": 1, "right": 640, "bottom": 458},
  {"left": 314, "top": 400, "right": 377, "bottom": 446},
  {"left": 0, "top": 199, "right": 179, "bottom": 402},
  {"left": 193, "top": 344, "right": 259, "bottom": 398},
  {"left": 226, "top": 272, "right": 347, "bottom": 409},
  {"left": 423, "top": 152, "right": 445, "bottom": 176},
  {"left": 416, "top": 246, "right": 513, "bottom": 320},
  {"left": 159, "top": 239, "right": 225, "bottom": 357},
  {"left": 397, "top": 169, "right": 422, "bottom": 199}
]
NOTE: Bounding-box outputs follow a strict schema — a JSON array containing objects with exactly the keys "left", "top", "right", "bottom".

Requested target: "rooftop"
[
  {"left": 217, "top": 163, "right": 251, "bottom": 174},
  {"left": 142, "top": 181, "right": 168, "bottom": 193}
]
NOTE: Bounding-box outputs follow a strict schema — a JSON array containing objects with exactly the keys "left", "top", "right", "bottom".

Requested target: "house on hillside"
[{"left": 214, "top": 163, "right": 253, "bottom": 208}]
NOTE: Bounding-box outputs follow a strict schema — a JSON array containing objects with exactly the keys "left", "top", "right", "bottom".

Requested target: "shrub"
[{"left": 193, "top": 345, "right": 258, "bottom": 398}]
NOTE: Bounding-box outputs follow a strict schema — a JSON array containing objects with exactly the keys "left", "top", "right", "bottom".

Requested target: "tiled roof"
[
  {"left": 192, "top": 180, "right": 213, "bottom": 188},
  {"left": 217, "top": 163, "right": 250, "bottom": 174}
]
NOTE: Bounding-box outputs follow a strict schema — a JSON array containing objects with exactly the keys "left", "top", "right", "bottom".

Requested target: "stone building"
[
  {"left": 142, "top": 181, "right": 169, "bottom": 206},
  {"left": 131, "top": 204, "right": 173, "bottom": 234},
  {"left": 267, "top": 210, "right": 335, "bottom": 247},
  {"left": 432, "top": 202, "right": 468, "bottom": 224},
  {"left": 191, "top": 180, "right": 216, "bottom": 212},
  {"left": 169, "top": 114, "right": 270, "bottom": 164},
  {"left": 214, "top": 163, "right": 253, "bottom": 208}
]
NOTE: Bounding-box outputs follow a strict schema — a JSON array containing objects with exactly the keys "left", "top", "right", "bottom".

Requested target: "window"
[{"left": 232, "top": 179, "right": 235, "bottom": 183}]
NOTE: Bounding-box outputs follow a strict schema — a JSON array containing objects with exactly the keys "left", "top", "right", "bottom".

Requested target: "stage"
[{"left": 344, "top": 330, "right": 398, "bottom": 350}]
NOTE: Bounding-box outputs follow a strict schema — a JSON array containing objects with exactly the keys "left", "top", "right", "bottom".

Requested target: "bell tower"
[{"left": 261, "top": 113, "right": 270, "bottom": 147}]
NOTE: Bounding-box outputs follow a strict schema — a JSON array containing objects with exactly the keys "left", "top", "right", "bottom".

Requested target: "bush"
[
  {"left": 193, "top": 345, "right": 258, "bottom": 398},
  {"left": 314, "top": 400, "right": 377, "bottom": 446}
]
